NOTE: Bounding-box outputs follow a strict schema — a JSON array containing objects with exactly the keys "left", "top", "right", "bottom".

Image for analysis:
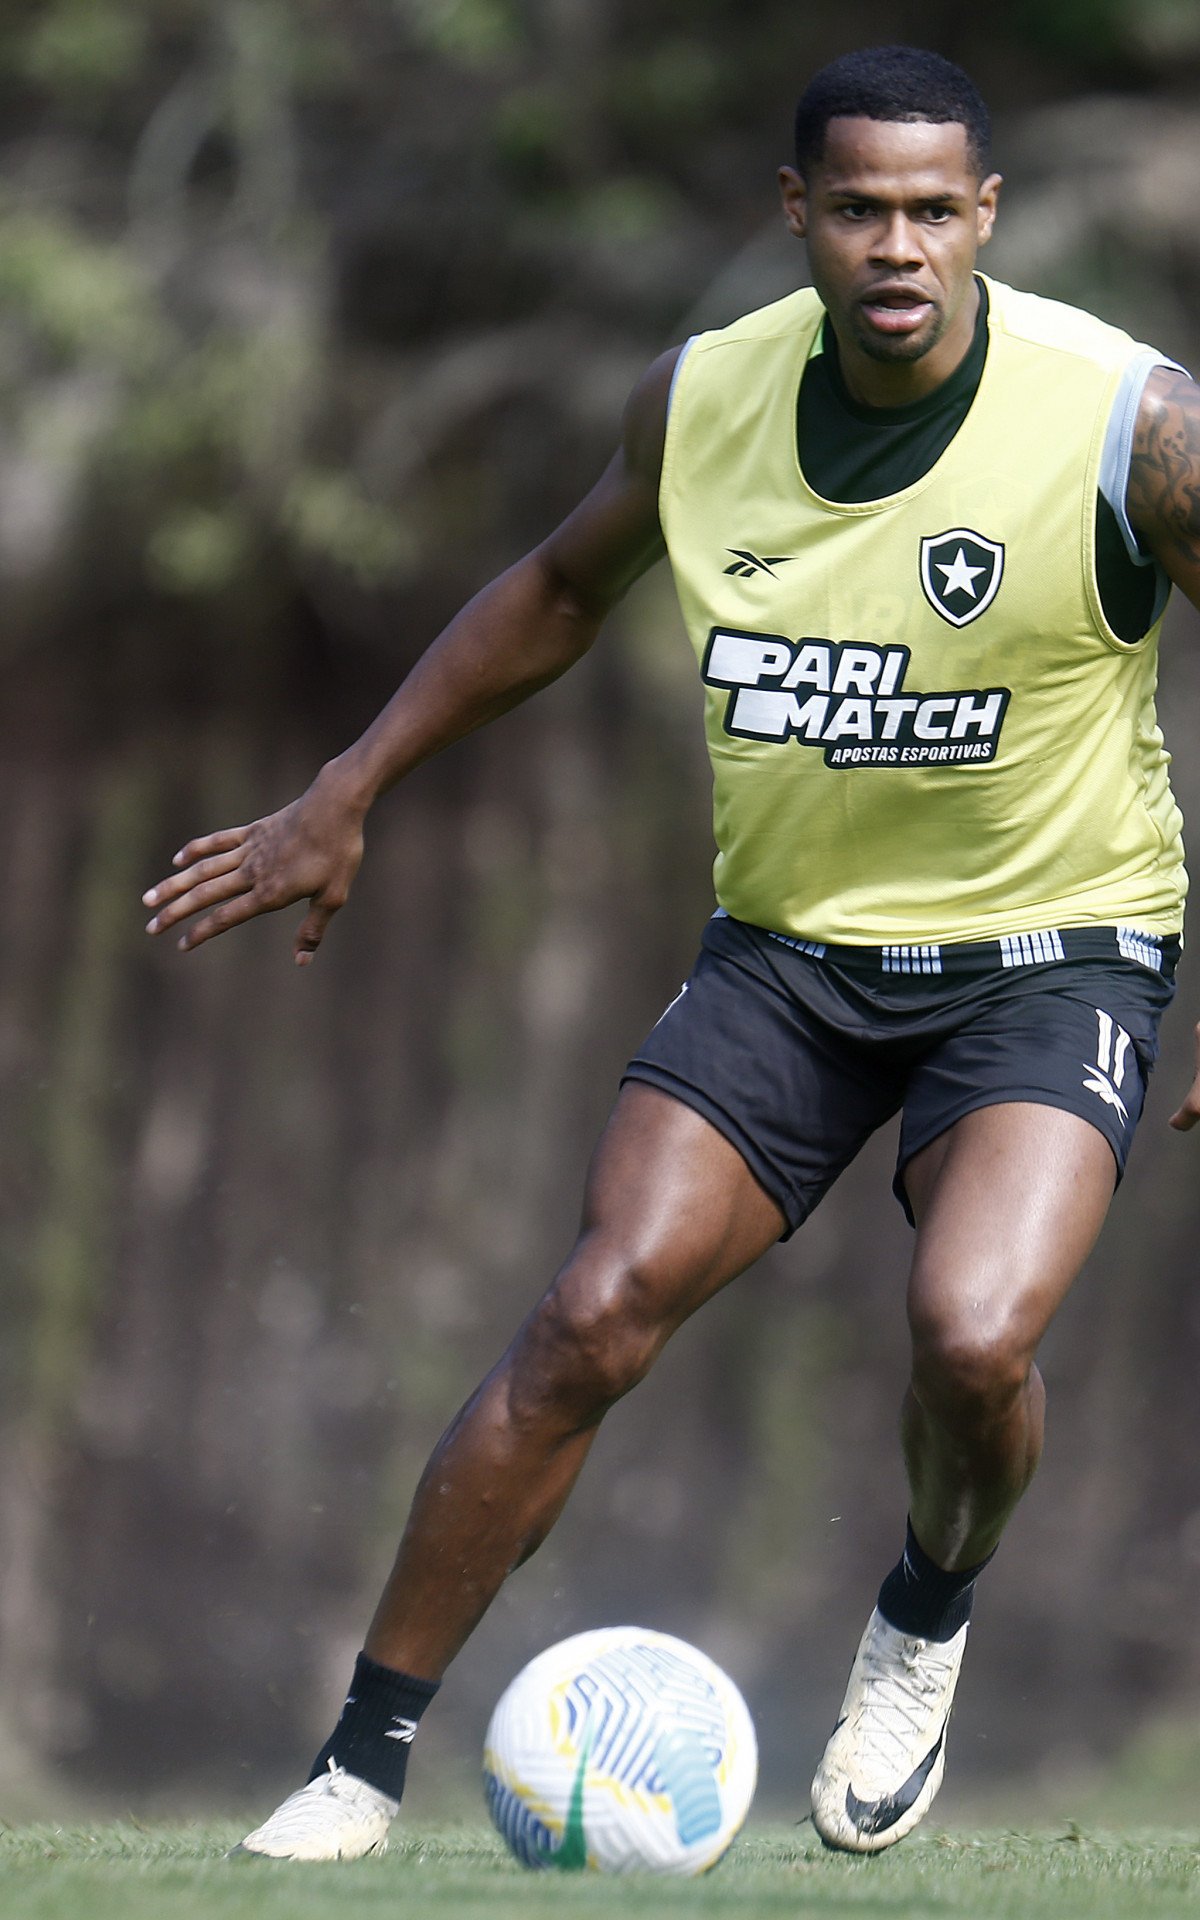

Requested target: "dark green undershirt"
[{"left": 796, "top": 279, "right": 1157, "bottom": 643}]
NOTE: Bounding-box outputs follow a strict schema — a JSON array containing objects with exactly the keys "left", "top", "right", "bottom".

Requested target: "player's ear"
[
  {"left": 976, "top": 172, "right": 1002, "bottom": 247},
  {"left": 779, "top": 166, "right": 808, "bottom": 240}
]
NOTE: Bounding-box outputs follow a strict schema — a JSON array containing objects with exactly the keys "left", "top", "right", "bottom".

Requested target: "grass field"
[{"left": 3, "top": 1822, "right": 1200, "bottom": 1920}]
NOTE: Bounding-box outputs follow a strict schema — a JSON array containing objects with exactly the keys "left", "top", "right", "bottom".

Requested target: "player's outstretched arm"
[
  {"left": 1127, "top": 369, "right": 1200, "bottom": 1132},
  {"left": 144, "top": 346, "right": 680, "bottom": 963}
]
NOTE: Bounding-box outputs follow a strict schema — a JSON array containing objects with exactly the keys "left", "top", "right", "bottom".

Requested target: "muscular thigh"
[
  {"left": 904, "top": 1102, "right": 1118, "bottom": 1363},
  {"left": 572, "top": 1081, "right": 785, "bottom": 1331}
]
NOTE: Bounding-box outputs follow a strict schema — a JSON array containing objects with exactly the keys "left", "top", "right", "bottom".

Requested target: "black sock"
[
  {"left": 876, "top": 1519, "right": 995, "bottom": 1643},
  {"left": 307, "top": 1652, "right": 440, "bottom": 1801}
]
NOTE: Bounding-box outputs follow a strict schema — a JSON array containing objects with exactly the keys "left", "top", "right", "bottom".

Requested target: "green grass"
[{"left": 2, "top": 1823, "right": 1200, "bottom": 1919}]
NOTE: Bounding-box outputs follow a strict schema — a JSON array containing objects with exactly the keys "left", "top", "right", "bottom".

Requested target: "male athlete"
[{"left": 145, "top": 47, "right": 1200, "bottom": 1856}]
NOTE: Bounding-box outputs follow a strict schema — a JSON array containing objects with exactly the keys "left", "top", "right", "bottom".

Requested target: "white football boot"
[
  {"left": 810, "top": 1607, "right": 968, "bottom": 1852},
  {"left": 233, "top": 1759, "right": 399, "bottom": 1860}
]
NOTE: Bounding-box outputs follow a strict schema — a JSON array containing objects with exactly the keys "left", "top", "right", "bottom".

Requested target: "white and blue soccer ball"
[{"left": 482, "top": 1626, "right": 757, "bottom": 1875}]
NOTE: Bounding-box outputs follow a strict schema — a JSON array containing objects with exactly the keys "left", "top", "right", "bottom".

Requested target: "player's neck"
[{"left": 833, "top": 279, "right": 981, "bottom": 412}]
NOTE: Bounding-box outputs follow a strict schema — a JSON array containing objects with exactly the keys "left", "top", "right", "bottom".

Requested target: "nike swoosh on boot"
[{"left": 844, "top": 1724, "right": 946, "bottom": 1837}]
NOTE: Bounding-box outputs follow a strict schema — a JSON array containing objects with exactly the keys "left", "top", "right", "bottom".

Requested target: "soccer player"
[{"left": 144, "top": 46, "right": 1200, "bottom": 1857}]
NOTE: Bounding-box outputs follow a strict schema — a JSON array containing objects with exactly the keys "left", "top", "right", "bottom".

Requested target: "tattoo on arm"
[{"left": 1127, "top": 368, "right": 1200, "bottom": 573}]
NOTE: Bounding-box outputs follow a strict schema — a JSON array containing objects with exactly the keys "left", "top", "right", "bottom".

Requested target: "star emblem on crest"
[{"left": 936, "top": 547, "right": 987, "bottom": 600}]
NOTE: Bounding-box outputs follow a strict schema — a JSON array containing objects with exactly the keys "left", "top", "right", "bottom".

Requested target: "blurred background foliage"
[{"left": 3, "top": 0, "right": 1200, "bottom": 1825}]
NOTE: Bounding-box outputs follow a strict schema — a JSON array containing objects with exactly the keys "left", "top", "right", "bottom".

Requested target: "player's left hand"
[{"left": 1169, "top": 1021, "right": 1200, "bottom": 1130}]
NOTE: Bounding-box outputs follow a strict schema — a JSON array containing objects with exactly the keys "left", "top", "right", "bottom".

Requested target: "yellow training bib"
[{"left": 659, "top": 276, "right": 1186, "bottom": 944}]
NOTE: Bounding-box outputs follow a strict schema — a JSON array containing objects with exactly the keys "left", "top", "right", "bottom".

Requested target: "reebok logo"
[
  {"left": 723, "top": 549, "right": 793, "bottom": 578},
  {"left": 1083, "top": 1009, "right": 1132, "bottom": 1125},
  {"left": 702, "top": 627, "right": 1011, "bottom": 768},
  {"left": 384, "top": 1716, "right": 420, "bottom": 1743}
]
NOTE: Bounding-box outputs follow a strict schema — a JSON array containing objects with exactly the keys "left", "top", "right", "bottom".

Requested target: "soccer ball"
[{"left": 482, "top": 1625, "right": 757, "bottom": 1875}]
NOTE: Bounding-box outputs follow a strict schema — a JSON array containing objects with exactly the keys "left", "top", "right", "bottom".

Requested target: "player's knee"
[
  {"left": 514, "top": 1246, "right": 669, "bottom": 1419},
  {"left": 910, "top": 1313, "right": 1032, "bottom": 1429}
]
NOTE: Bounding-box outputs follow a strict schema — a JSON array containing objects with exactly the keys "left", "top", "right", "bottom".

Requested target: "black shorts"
[{"left": 624, "top": 912, "right": 1178, "bottom": 1236}]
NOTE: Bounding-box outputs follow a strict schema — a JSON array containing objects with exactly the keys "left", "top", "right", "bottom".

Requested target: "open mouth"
[{"left": 860, "top": 288, "right": 934, "bottom": 335}]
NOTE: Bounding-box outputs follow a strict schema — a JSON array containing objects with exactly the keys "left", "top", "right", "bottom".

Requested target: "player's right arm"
[
  {"left": 1125, "top": 363, "right": 1200, "bottom": 1133},
  {"left": 143, "top": 345, "right": 681, "bottom": 963}
]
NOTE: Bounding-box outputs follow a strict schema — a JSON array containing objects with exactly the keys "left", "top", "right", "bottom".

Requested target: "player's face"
[{"left": 779, "top": 117, "right": 1002, "bottom": 404}]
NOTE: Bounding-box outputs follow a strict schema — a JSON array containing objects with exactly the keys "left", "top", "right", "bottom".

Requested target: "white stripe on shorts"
[
  {"left": 881, "top": 945, "right": 943, "bottom": 975},
  {"left": 999, "top": 929, "right": 1066, "bottom": 969},
  {"left": 1116, "top": 927, "right": 1164, "bottom": 972}
]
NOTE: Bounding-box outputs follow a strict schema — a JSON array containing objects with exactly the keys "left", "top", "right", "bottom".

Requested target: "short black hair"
[{"left": 794, "top": 46, "right": 991, "bottom": 179}]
